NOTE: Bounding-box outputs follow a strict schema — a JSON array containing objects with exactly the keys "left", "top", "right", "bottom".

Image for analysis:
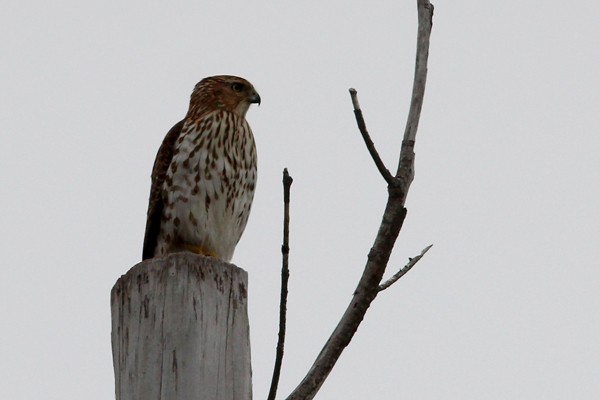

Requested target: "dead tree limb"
[
  {"left": 397, "top": 0, "right": 434, "bottom": 204},
  {"left": 267, "top": 169, "right": 293, "bottom": 400},
  {"left": 378, "top": 244, "right": 433, "bottom": 292},
  {"left": 285, "top": 2, "right": 434, "bottom": 399},
  {"left": 350, "top": 89, "right": 395, "bottom": 185}
]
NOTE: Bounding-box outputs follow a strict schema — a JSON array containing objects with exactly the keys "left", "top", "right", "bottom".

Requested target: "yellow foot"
[{"left": 183, "top": 244, "right": 218, "bottom": 258}]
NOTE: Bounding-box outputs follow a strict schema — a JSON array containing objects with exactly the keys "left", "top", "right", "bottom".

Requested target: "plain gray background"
[{"left": 2, "top": 1, "right": 599, "bottom": 398}]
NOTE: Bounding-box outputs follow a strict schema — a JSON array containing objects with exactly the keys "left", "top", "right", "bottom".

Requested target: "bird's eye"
[{"left": 231, "top": 83, "right": 245, "bottom": 92}]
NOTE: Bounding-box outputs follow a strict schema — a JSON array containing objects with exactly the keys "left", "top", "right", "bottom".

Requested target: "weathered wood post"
[{"left": 111, "top": 253, "right": 252, "bottom": 400}]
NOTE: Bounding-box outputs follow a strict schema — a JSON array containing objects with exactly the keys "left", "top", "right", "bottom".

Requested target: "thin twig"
[
  {"left": 378, "top": 244, "right": 432, "bottom": 291},
  {"left": 349, "top": 88, "right": 395, "bottom": 185},
  {"left": 267, "top": 168, "right": 293, "bottom": 400}
]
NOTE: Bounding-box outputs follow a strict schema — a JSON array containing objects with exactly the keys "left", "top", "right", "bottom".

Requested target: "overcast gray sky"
[{"left": 2, "top": 1, "right": 599, "bottom": 399}]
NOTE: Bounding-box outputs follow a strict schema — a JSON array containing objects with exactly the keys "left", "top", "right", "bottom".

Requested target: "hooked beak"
[{"left": 249, "top": 91, "right": 261, "bottom": 106}]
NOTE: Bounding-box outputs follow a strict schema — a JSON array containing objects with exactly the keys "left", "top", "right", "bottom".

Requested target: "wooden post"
[{"left": 111, "top": 253, "right": 252, "bottom": 400}]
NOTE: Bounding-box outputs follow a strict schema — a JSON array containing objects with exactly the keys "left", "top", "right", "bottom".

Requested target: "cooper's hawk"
[{"left": 142, "top": 75, "right": 260, "bottom": 262}]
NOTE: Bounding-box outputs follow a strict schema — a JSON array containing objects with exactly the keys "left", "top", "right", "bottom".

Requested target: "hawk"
[{"left": 142, "top": 75, "right": 260, "bottom": 262}]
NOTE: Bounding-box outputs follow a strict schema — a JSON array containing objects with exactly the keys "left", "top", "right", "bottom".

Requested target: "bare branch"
[
  {"left": 286, "top": 2, "right": 434, "bottom": 399},
  {"left": 349, "top": 88, "right": 394, "bottom": 185},
  {"left": 378, "top": 244, "right": 432, "bottom": 292},
  {"left": 268, "top": 168, "right": 293, "bottom": 400},
  {"left": 397, "top": 0, "right": 435, "bottom": 205}
]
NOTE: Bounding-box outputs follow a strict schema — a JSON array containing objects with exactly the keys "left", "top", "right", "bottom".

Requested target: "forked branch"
[{"left": 285, "top": 2, "right": 434, "bottom": 399}]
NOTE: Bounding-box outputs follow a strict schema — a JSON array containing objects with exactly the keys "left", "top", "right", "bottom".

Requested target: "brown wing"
[{"left": 142, "top": 120, "right": 185, "bottom": 260}]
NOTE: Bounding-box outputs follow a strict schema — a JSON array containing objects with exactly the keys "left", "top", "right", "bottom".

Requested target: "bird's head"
[{"left": 190, "top": 75, "right": 260, "bottom": 118}]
